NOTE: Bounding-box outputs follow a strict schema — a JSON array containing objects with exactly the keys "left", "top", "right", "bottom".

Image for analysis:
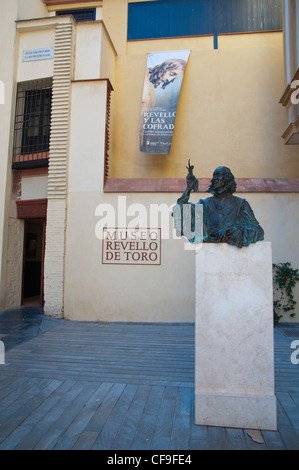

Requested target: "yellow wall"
[{"left": 102, "top": 0, "right": 299, "bottom": 180}]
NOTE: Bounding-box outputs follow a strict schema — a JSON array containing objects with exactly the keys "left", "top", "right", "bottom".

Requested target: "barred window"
[
  {"left": 12, "top": 78, "right": 52, "bottom": 168},
  {"left": 56, "top": 8, "right": 96, "bottom": 23}
]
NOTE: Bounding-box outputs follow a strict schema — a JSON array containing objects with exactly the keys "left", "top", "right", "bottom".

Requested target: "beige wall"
[
  {"left": 1, "top": 1, "right": 298, "bottom": 323},
  {"left": 0, "top": 0, "right": 48, "bottom": 311},
  {"left": 74, "top": 21, "right": 116, "bottom": 84},
  {"left": 68, "top": 80, "right": 108, "bottom": 193},
  {"left": 0, "top": 0, "right": 18, "bottom": 311},
  {"left": 64, "top": 190, "right": 299, "bottom": 322},
  {"left": 75, "top": 23, "right": 102, "bottom": 80},
  {"left": 64, "top": 192, "right": 196, "bottom": 322},
  {"left": 16, "top": 28, "right": 54, "bottom": 82},
  {"left": 17, "top": 0, "right": 48, "bottom": 21}
]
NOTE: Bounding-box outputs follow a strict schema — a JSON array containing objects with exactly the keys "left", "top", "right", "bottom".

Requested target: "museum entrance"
[{"left": 22, "top": 219, "right": 46, "bottom": 307}]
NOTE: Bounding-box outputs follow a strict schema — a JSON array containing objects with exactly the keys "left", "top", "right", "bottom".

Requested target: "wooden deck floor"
[{"left": 0, "top": 310, "right": 299, "bottom": 450}]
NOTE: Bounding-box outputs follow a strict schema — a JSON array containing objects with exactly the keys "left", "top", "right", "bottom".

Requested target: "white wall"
[
  {"left": 0, "top": 0, "right": 19, "bottom": 310},
  {"left": 0, "top": 0, "right": 49, "bottom": 310}
]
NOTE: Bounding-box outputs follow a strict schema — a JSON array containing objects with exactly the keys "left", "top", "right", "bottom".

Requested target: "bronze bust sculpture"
[{"left": 173, "top": 165, "right": 264, "bottom": 248}]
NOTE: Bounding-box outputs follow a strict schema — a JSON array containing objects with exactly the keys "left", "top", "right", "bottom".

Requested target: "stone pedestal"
[{"left": 195, "top": 242, "right": 277, "bottom": 430}]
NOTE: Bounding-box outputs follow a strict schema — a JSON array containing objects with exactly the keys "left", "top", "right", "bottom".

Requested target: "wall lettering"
[{"left": 102, "top": 228, "right": 161, "bottom": 265}]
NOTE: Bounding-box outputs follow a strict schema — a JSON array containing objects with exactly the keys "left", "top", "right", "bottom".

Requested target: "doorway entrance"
[{"left": 22, "top": 219, "right": 46, "bottom": 307}]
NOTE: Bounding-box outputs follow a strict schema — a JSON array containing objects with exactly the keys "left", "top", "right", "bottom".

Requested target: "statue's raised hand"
[{"left": 186, "top": 160, "right": 199, "bottom": 193}]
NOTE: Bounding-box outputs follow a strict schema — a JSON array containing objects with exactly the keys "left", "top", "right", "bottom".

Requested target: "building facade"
[{"left": 0, "top": 0, "right": 298, "bottom": 322}]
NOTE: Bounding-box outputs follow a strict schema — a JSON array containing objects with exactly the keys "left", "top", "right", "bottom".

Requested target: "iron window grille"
[
  {"left": 13, "top": 78, "right": 52, "bottom": 167},
  {"left": 56, "top": 8, "right": 96, "bottom": 22}
]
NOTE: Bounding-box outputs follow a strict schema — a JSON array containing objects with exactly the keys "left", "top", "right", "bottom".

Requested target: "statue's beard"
[{"left": 208, "top": 181, "right": 231, "bottom": 196}]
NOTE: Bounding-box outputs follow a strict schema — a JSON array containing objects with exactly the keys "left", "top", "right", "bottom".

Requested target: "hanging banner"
[{"left": 140, "top": 50, "right": 190, "bottom": 154}]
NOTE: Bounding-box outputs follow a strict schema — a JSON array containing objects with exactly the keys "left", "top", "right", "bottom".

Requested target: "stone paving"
[{"left": 0, "top": 307, "right": 299, "bottom": 450}]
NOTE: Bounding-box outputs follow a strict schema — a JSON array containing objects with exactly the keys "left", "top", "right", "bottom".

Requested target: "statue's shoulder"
[
  {"left": 231, "top": 195, "right": 254, "bottom": 213},
  {"left": 198, "top": 196, "right": 213, "bottom": 205},
  {"left": 231, "top": 194, "right": 247, "bottom": 205},
  {"left": 231, "top": 194, "right": 245, "bottom": 201}
]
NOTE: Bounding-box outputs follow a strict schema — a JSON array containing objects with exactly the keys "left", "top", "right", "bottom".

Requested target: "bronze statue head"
[{"left": 208, "top": 166, "right": 237, "bottom": 196}]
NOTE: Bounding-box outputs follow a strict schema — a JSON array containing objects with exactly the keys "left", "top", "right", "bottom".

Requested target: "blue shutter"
[{"left": 127, "top": 0, "right": 282, "bottom": 40}]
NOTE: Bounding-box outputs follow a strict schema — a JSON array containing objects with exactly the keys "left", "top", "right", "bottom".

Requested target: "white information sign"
[{"left": 22, "top": 48, "right": 54, "bottom": 62}]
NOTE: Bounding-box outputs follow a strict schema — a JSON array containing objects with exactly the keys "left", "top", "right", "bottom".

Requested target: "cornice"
[{"left": 279, "top": 68, "right": 299, "bottom": 107}]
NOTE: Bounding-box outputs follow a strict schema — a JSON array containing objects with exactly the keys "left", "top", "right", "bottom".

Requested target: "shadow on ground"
[{"left": 0, "top": 307, "right": 62, "bottom": 351}]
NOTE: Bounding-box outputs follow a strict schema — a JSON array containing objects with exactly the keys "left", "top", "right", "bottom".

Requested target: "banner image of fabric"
[{"left": 140, "top": 50, "right": 190, "bottom": 154}]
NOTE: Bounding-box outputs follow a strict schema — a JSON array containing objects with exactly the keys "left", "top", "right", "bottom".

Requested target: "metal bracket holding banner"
[{"left": 213, "top": 0, "right": 218, "bottom": 49}]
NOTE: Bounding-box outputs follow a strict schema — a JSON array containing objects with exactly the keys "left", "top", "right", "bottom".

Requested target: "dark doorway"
[{"left": 22, "top": 219, "right": 45, "bottom": 307}]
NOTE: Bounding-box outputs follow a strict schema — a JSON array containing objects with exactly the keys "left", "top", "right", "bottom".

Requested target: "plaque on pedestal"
[{"left": 195, "top": 242, "right": 277, "bottom": 430}]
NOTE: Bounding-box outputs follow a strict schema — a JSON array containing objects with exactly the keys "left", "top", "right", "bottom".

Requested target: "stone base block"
[
  {"left": 195, "top": 242, "right": 277, "bottom": 430},
  {"left": 195, "top": 391, "right": 277, "bottom": 430}
]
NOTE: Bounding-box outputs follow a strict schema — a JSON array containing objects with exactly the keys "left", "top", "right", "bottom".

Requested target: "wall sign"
[
  {"left": 22, "top": 48, "right": 54, "bottom": 62},
  {"left": 102, "top": 228, "right": 161, "bottom": 265},
  {"left": 140, "top": 49, "right": 190, "bottom": 154}
]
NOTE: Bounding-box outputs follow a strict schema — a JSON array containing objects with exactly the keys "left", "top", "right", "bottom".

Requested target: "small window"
[
  {"left": 21, "top": 88, "right": 52, "bottom": 154},
  {"left": 13, "top": 78, "right": 52, "bottom": 167},
  {"left": 56, "top": 8, "right": 96, "bottom": 23}
]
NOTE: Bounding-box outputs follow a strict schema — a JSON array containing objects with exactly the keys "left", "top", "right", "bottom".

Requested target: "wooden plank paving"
[
  {"left": 0, "top": 317, "right": 298, "bottom": 450},
  {"left": 2, "top": 322, "right": 195, "bottom": 386}
]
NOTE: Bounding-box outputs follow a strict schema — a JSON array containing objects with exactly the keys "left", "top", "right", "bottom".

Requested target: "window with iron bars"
[
  {"left": 56, "top": 8, "right": 96, "bottom": 22},
  {"left": 12, "top": 78, "right": 52, "bottom": 169}
]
